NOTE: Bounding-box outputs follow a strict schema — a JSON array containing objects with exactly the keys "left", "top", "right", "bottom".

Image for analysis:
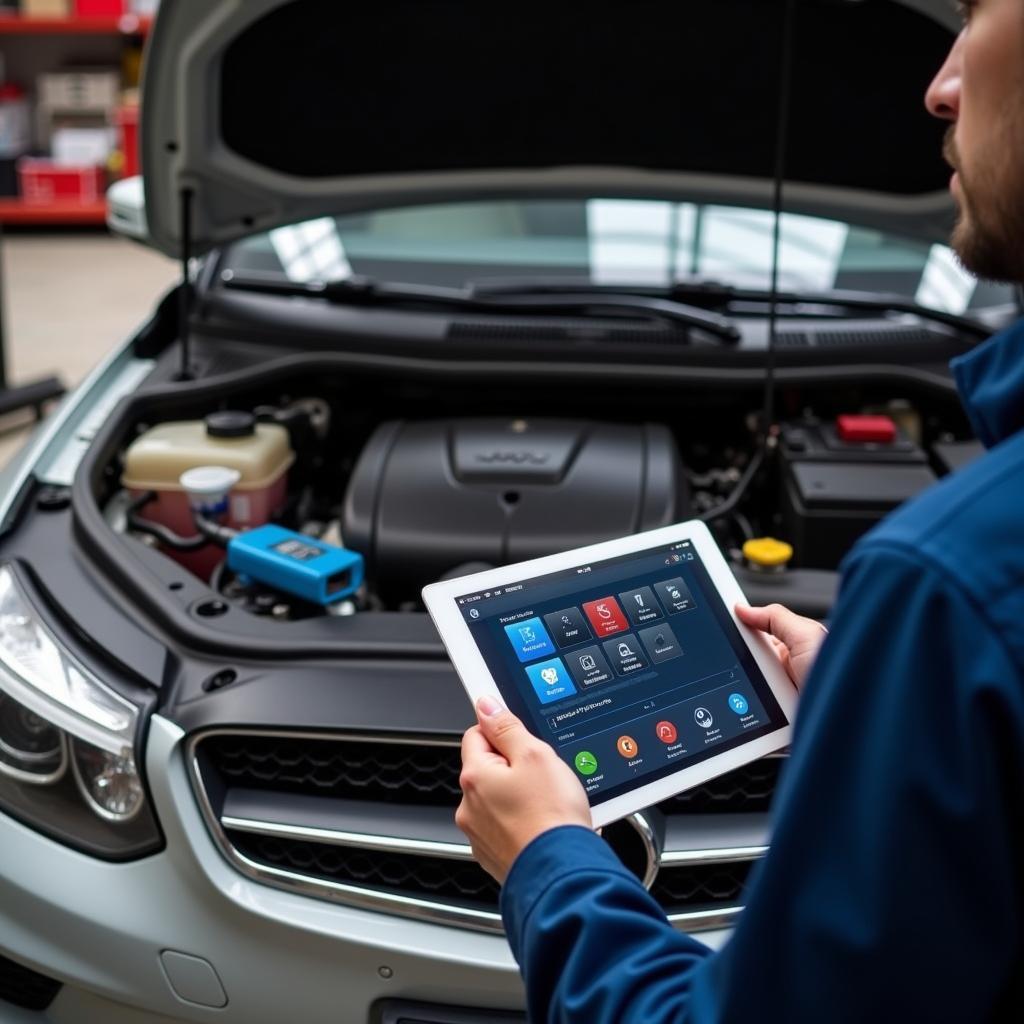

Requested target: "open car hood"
[{"left": 141, "top": 0, "right": 960, "bottom": 257}]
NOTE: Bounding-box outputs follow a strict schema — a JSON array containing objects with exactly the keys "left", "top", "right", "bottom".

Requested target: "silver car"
[{"left": 0, "top": 1, "right": 1003, "bottom": 1021}]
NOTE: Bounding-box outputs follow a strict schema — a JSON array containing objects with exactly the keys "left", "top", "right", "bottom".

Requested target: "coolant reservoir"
[{"left": 122, "top": 411, "right": 294, "bottom": 577}]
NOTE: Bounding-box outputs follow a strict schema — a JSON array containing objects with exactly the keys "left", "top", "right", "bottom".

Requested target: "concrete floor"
[{"left": 0, "top": 232, "right": 179, "bottom": 467}]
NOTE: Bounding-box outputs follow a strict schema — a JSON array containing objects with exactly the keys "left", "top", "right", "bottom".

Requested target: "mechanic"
[{"left": 456, "top": 1, "right": 1024, "bottom": 1019}]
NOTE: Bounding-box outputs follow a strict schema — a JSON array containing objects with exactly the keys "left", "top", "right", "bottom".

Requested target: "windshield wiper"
[
  {"left": 469, "top": 277, "right": 993, "bottom": 341},
  {"left": 218, "top": 270, "right": 742, "bottom": 343}
]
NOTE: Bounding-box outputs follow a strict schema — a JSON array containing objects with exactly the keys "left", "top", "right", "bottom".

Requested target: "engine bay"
[{"left": 95, "top": 361, "right": 978, "bottom": 628}]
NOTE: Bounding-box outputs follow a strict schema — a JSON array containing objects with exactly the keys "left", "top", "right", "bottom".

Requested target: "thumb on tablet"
[
  {"left": 735, "top": 602, "right": 827, "bottom": 690},
  {"left": 475, "top": 697, "right": 535, "bottom": 762}
]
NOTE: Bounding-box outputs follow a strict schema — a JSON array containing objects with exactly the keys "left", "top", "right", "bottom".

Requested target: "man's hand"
[
  {"left": 457, "top": 696, "right": 592, "bottom": 883},
  {"left": 456, "top": 603, "right": 824, "bottom": 881},
  {"left": 735, "top": 602, "right": 827, "bottom": 690}
]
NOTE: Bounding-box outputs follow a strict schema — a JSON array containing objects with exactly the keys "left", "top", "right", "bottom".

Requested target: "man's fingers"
[
  {"left": 736, "top": 602, "right": 824, "bottom": 650},
  {"left": 475, "top": 697, "right": 539, "bottom": 762},
  {"left": 461, "top": 723, "right": 504, "bottom": 764},
  {"left": 736, "top": 603, "right": 774, "bottom": 632}
]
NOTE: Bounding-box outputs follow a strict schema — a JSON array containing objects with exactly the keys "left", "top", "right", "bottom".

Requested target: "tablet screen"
[{"left": 455, "top": 538, "right": 788, "bottom": 808}]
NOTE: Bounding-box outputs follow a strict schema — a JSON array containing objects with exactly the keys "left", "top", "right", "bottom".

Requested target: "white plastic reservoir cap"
[{"left": 178, "top": 465, "right": 242, "bottom": 495}]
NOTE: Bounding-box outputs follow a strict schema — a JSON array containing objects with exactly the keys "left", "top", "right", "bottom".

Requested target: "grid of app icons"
[{"left": 505, "top": 576, "right": 696, "bottom": 705}]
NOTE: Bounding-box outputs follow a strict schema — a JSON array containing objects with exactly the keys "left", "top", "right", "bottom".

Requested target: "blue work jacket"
[{"left": 501, "top": 320, "right": 1024, "bottom": 1022}]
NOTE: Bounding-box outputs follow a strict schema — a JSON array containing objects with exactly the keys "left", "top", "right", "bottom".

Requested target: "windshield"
[{"left": 223, "top": 198, "right": 1012, "bottom": 315}]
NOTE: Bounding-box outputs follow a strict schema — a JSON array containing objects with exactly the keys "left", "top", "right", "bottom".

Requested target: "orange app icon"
[
  {"left": 616, "top": 735, "right": 639, "bottom": 758},
  {"left": 655, "top": 720, "right": 678, "bottom": 744}
]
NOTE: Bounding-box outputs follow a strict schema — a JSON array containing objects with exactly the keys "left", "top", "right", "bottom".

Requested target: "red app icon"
[
  {"left": 655, "top": 720, "right": 678, "bottom": 744},
  {"left": 582, "top": 597, "right": 629, "bottom": 637}
]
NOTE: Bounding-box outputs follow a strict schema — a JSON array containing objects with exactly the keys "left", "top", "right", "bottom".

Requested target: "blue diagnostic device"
[{"left": 226, "top": 525, "right": 364, "bottom": 605}]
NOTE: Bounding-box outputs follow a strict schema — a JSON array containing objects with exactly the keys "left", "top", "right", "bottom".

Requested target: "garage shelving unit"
[{"left": 0, "top": 8, "right": 151, "bottom": 226}]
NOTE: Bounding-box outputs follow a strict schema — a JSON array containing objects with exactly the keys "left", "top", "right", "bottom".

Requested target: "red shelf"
[
  {"left": 0, "top": 13, "right": 150, "bottom": 34},
  {"left": 0, "top": 197, "right": 107, "bottom": 225}
]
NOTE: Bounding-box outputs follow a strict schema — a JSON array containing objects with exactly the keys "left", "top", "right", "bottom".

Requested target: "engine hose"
[
  {"left": 126, "top": 492, "right": 211, "bottom": 552},
  {"left": 193, "top": 512, "right": 239, "bottom": 548},
  {"left": 698, "top": 445, "right": 767, "bottom": 526}
]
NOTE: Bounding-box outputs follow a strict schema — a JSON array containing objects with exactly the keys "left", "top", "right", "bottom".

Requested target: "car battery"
[
  {"left": 122, "top": 412, "right": 294, "bottom": 579},
  {"left": 779, "top": 416, "right": 936, "bottom": 568},
  {"left": 931, "top": 439, "right": 985, "bottom": 476}
]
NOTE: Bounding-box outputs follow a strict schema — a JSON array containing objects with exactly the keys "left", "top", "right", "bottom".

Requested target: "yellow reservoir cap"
[{"left": 743, "top": 537, "right": 794, "bottom": 569}]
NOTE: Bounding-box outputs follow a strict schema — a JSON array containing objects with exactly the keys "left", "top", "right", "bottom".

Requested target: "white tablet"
[{"left": 423, "top": 520, "right": 796, "bottom": 829}]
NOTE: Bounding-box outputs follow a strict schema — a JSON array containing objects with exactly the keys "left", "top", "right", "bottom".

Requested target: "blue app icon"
[
  {"left": 525, "top": 658, "right": 577, "bottom": 704},
  {"left": 504, "top": 617, "right": 556, "bottom": 662},
  {"left": 728, "top": 692, "right": 750, "bottom": 715}
]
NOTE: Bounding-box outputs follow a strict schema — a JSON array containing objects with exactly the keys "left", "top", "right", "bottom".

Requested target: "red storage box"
[
  {"left": 74, "top": 0, "right": 125, "bottom": 15},
  {"left": 18, "top": 159, "right": 105, "bottom": 203}
]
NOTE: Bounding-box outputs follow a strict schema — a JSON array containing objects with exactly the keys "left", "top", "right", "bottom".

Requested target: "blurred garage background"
[{"left": 0, "top": 0, "right": 175, "bottom": 466}]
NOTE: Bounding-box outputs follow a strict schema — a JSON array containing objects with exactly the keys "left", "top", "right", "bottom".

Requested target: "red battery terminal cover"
[{"left": 836, "top": 414, "right": 897, "bottom": 444}]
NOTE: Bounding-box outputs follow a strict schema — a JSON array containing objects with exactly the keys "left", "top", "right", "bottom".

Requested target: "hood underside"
[{"left": 141, "top": 0, "right": 959, "bottom": 257}]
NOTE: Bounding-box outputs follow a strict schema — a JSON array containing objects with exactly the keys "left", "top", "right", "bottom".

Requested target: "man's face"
[{"left": 925, "top": 0, "right": 1024, "bottom": 281}]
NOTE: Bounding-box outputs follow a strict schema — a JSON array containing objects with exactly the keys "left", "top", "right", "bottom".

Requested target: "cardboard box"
[
  {"left": 36, "top": 68, "right": 120, "bottom": 148},
  {"left": 51, "top": 126, "right": 115, "bottom": 166},
  {"left": 22, "top": 0, "right": 72, "bottom": 16},
  {"left": 38, "top": 70, "right": 120, "bottom": 113}
]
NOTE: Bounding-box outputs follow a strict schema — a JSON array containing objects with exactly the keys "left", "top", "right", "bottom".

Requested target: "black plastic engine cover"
[{"left": 343, "top": 419, "right": 688, "bottom": 604}]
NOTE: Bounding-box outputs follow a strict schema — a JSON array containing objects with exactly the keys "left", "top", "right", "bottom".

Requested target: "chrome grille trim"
[
  {"left": 218, "top": 812, "right": 765, "bottom": 870},
  {"left": 228, "top": 841, "right": 507, "bottom": 933},
  {"left": 189, "top": 727, "right": 771, "bottom": 935},
  {"left": 219, "top": 814, "right": 477, "bottom": 861},
  {"left": 660, "top": 846, "right": 768, "bottom": 866}
]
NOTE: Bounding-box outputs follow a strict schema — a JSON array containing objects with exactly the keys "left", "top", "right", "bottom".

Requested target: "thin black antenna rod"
[
  {"left": 764, "top": 0, "right": 799, "bottom": 442},
  {"left": 178, "top": 187, "right": 193, "bottom": 381}
]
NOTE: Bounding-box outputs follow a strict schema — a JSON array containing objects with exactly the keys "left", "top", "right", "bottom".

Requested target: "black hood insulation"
[{"left": 221, "top": 0, "right": 952, "bottom": 195}]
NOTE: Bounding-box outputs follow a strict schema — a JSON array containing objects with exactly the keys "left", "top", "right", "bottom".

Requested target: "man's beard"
[{"left": 945, "top": 127, "right": 1024, "bottom": 283}]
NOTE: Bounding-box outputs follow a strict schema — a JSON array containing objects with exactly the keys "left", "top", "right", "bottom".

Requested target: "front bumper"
[{"left": 0, "top": 715, "right": 729, "bottom": 1023}]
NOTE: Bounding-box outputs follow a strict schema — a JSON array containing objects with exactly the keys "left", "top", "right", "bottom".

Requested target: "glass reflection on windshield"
[{"left": 227, "top": 198, "right": 992, "bottom": 313}]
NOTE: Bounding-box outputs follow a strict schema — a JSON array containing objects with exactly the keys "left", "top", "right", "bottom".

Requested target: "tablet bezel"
[{"left": 423, "top": 519, "right": 797, "bottom": 829}]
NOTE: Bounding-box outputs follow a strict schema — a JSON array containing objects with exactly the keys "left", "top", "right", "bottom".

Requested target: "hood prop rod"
[
  {"left": 177, "top": 187, "right": 194, "bottom": 381},
  {"left": 702, "top": 0, "right": 796, "bottom": 529},
  {"left": 763, "top": 0, "right": 797, "bottom": 447}
]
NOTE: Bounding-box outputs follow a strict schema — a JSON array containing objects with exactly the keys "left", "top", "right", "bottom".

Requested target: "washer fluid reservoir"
[{"left": 122, "top": 411, "right": 294, "bottom": 578}]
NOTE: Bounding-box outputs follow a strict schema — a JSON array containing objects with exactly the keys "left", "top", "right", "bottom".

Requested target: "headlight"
[
  {"left": 0, "top": 564, "right": 161, "bottom": 858},
  {"left": 0, "top": 693, "right": 67, "bottom": 783}
]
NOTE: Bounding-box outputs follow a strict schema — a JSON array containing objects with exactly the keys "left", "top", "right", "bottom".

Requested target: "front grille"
[
  {"left": 650, "top": 860, "right": 753, "bottom": 913},
  {"left": 201, "top": 733, "right": 781, "bottom": 814},
  {"left": 231, "top": 832, "right": 501, "bottom": 909},
  {"left": 228, "top": 828, "right": 748, "bottom": 920},
  {"left": 0, "top": 952, "right": 61, "bottom": 1011},
  {"left": 661, "top": 756, "right": 785, "bottom": 813},
  {"left": 205, "top": 734, "right": 461, "bottom": 806},
  {"left": 193, "top": 731, "right": 779, "bottom": 933}
]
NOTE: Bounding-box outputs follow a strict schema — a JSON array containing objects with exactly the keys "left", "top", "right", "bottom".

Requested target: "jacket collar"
[{"left": 951, "top": 318, "right": 1024, "bottom": 448}]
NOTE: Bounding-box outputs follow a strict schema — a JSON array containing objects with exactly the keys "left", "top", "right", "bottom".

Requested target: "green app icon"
[{"left": 574, "top": 750, "right": 599, "bottom": 776}]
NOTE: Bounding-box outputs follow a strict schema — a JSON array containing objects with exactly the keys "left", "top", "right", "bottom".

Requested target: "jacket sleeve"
[{"left": 500, "top": 542, "right": 1024, "bottom": 1023}]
